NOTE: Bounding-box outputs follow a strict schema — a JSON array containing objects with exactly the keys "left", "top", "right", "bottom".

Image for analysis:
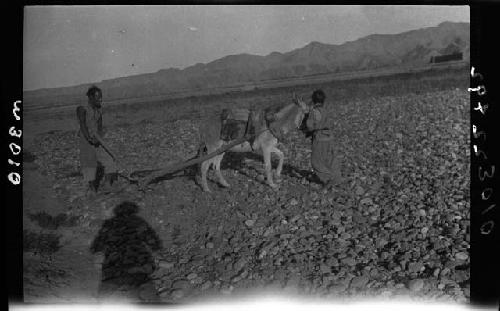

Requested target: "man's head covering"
[
  {"left": 86, "top": 85, "right": 102, "bottom": 99},
  {"left": 312, "top": 89, "right": 326, "bottom": 104},
  {"left": 86, "top": 85, "right": 102, "bottom": 108}
]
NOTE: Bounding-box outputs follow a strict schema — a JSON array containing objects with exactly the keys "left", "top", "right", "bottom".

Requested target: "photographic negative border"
[
  {"left": 4, "top": 1, "right": 24, "bottom": 304},
  {"left": 469, "top": 3, "right": 500, "bottom": 308},
  {"left": 5, "top": 0, "right": 499, "bottom": 309}
]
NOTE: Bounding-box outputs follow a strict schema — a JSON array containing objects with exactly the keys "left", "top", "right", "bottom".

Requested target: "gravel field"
[{"left": 24, "top": 70, "right": 470, "bottom": 304}]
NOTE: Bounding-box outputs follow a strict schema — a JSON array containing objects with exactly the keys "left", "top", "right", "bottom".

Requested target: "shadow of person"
[{"left": 90, "top": 201, "right": 162, "bottom": 303}]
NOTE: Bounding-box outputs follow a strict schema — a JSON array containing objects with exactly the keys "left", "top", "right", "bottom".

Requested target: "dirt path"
[{"left": 23, "top": 166, "right": 101, "bottom": 303}]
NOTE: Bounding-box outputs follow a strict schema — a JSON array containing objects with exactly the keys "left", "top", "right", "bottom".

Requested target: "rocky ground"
[
  {"left": 23, "top": 75, "right": 470, "bottom": 304},
  {"left": 23, "top": 164, "right": 101, "bottom": 302}
]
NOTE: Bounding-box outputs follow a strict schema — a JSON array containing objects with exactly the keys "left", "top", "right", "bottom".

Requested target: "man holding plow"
[{"left": 77, "top": 85, "right": 119, "bottom": 194}]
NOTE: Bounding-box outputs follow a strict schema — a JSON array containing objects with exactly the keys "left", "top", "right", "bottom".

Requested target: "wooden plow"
[
  {"left": 97, "top": 92, "right": 306, "bottom": 192},
  {"left": 97, "top": 133, "right": 256, "bottom": 191},
  {"left": 138, "top": 134, "right": 253, "bottom": 189},
  {"left": 95, "top": 135, "right": 141, "bottom": 184}
]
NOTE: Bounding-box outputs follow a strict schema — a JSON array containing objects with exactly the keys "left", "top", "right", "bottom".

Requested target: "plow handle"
[
  {"left": 94, "top": 135, "right": 139, "bottom": 183},
  {"left": 94, "top": 135, "right": 118, "bottom": 162}
]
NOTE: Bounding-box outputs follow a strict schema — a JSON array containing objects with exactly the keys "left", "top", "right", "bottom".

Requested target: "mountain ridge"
[{"left": 24, "top": 21, "right": 469, "bottom": 106}]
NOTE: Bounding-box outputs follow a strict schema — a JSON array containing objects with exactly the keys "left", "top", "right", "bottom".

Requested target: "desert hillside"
[{"left": 23, "top": 22, "right": 469, "bottom": 109}]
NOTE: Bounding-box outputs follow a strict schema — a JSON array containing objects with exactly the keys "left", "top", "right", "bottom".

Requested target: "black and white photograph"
[{"left": 8, "top": 3, "right": 497, "bottom": 309}]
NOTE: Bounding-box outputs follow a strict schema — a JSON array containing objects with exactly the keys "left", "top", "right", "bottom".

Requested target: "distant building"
[
  {"left": 430, "top": 52, "right": 463, "bottom": 63},
  {"left": 241, "top": 84, "right": 256, "bottom": 91}
]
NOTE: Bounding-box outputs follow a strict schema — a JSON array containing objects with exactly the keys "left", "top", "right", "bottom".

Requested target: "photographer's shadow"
[{"left": 90, "top": 201, "right": 162, "bottom": 303}]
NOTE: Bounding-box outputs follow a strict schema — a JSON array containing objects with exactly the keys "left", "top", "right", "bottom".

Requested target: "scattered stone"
[
  {"left": 139, "top": 283, "right": 159, "bottom": 302},
  {"left": 234, "top": 257, "right": 247, "bottom": 271},
  {"left": 187, "top": 272, "right": 198, "bottom": 280},
  {"left": 201, "top": 281, "right": 212, "bottom": 291},
  {"left": 377, "top": 239, "right": 388, "bottom": 248},
  {"left": 355, "top": 186, "right": 365, "bottom": 196},
  {"left": 408, "top": 279, "right": 425, "bottom": 292},
  {"left": 341, "top": 257, "right": 356, "bottom": 266},
  {"left": 433, "top": 268, "right": 441, "bottom": 277},
  {"left": 159, "top": 289, "right": 171, "bottom": 299},
  {"left": 327, "top": 258, "right": 339, "bottom": 267},
  {"left": 440, "top": 268, "right": 451, "bottom": 277},
  {"left": 395, "top": 283, "right": 406, "bottom": 289},
  {"left": 172, "top": 279, "right": 190, "bottom": 290},
  {"left": 350, "top": 276, "right": 369, "bottom": 288},
  {"left": 360, "top": 198, "right": 373, "bottom": 205},
  {"left": 231, "top": 270, "right": 249, "bottom": 283},
  {"left": 320, "top": 264, "right": 331, "bottom": 274},
  {"left": 455, "top": 252, "right": 469, "bottom": 261},
  {"left": 170, "top": 289, "right": 184, "bottom": 300},
  {"left": 159, "top": 261, "right": 174, "bottom": 269},
  {"left": 329, "top": 282, "right": 348, "bottom": 293},
  {"left": 191, "top": 276, "right": 204, "bottom": 285},
  {"left": 408, "top": 262, "right": 424, "bottom": 273}
]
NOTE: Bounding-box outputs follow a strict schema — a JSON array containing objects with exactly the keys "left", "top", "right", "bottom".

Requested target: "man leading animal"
[
  {"left": 304, "top": 89, "right": 344, "bottom": 190},
  {"left": 77, "top": 85, "right": 119, "bottom": 194}
]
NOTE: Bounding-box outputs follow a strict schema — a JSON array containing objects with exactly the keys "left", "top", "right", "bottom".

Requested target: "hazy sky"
[{"left": 23, "top": 5, "right": 469, "bottom": 91}]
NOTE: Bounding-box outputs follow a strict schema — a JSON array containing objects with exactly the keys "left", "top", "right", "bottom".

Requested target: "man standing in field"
[
  {"left": 305, "top": 89, "right": 344, "bottom": 190},
  {"left": 77, "top": 85, "right": 118, "bottom": 194}
]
